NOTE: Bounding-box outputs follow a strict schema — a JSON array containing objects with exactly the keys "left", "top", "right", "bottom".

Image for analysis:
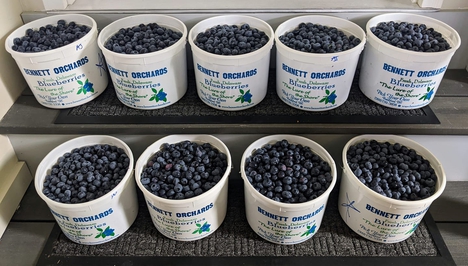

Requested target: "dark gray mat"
[
  {"left": 55, "top": 71, "right": 440, "bottom": 125},
  {"left": 37, "top": 179, "right": 455, "bottom": 266}
]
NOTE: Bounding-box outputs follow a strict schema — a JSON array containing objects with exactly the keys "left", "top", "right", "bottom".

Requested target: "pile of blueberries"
[
  {"left": 140, "top": 141, "right": 228, "bottom": 200},
  {"left": 12, "top": 20, "right": 90, "bottom": 53},
  {"left": 347, "top": 140, "right": 437, "bottom": 201},
  {"left": 104, "top": 23, "right": 183, "bottom": 54},
  {"left": 244, "top": 139, "right": 333, "bottom": 204},
  {"left": 278, "top": 22, "right": 362, "bottom": 54},
  {"left": 42, "top": 144, "right": 130, "bottom": 204},
  {"left": 371, "top": 21, "right": 451, "bottom": 52},
  {"left": 194, "top": 24, "right": 269, "bottom": 55}
]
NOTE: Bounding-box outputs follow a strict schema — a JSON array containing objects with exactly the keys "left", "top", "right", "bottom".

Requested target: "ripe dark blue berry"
[
  {"left": 141, "top": 141, "right": 228, "bottom": 200},
  {"left": 245, "top": 139, "right": 333, "bottom": 204}
]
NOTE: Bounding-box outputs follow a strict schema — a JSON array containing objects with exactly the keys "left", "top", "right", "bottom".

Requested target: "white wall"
[
  {"left": 0, "top": 0, "right": 32, "bottom": 238},
  {"left": 0, "top": 0, "right": 26, "bottom": 176},
  {"left": 442, "top": 0, "right": 468, "bottom": 9},
  {"left": 17, "top": 0, "right": 468, "bottom": 11}
]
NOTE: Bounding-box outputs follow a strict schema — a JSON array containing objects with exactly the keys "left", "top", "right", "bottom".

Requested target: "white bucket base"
[
  {"left": 338, "top": 135, "right": 446, "bottom": 243},
  {"left": 241, "top": 135, "right": 337, "bottom": 245}
]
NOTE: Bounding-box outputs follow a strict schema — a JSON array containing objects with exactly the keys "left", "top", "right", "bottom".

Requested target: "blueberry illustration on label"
[
  {"left": 77, "top": 79, "right": 94, "bottom": 95},
  {"left": 235, "top": 89, "right": 252, "bottom": 103},
  {"left": 150, "top": 88, "right": 167, "bottom": 102},
  {"left": 301, "top": 224, "right": 317, "bottom": 237},
  {"left": 95, "top": 226, "right": 115, "bottom": 239},
  {"left": 406, "top": 223, "right": 419, "bottom": 235},
  {"left": 319, "top": 90, "right": 337, "bottom": 104},
  {"left": 192, "top": 221, "right": 211, "bottom": 234},
  {"left": 419, "top": 87, "right": 434, "bottom": 101}
]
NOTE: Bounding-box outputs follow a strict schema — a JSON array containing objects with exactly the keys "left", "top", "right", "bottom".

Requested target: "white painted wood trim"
[
  {"left": 0, "top": 162, "right": 32, "bottom": 238},
  {"left": 42, "top": 0, "right": 68, "bottom": 10},
  {"left": 418, "top": 0, "right": 444, "bottom": 8}
]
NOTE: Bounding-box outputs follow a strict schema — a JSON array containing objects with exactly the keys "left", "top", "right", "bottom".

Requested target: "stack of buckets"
[{"left": 11, "top": 12, "right": 459, "bottom": 246}]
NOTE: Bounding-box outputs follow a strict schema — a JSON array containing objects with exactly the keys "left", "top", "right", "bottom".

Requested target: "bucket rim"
[
  {"left": 135, "top": 134, "right": 233, "bottom": 206},
  {"left": 34, "top": 135, "right": 135, "bottom": 209},
  {"left": 97, "top": 14, "right": 188, "bottom": 59},
  {"left": 188, "top": 15, "right": 275, "bottom": 61},
  {"left": 5, "top": 14, "right": 97, "bottom": 57},
  {"left": 342, "top": 134, "right": 447, "bottom": 207},
  {"left": 274, "top": 15, "right": 367, "bottom": 59},
  {"left": 365, "top": 13, "right": 461, "bottom": 57},
  {"left": 240, "top": 134, "right": 337, "bottom": 210}
]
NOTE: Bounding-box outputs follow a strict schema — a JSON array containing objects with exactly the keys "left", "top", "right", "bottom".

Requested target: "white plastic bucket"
[
  {"left": 34, "top": 135, "right": 138, "bottom": 245},
  {"left": 359, "top": 13, "right": 461, "bottom": 109},
  {"left": 98, "top": 15, "right": 187, "bottom": 110},
  {"left": 338, "top": 135, "right": 446, "bottom": 243},
  {"left": 188, "top": 15, "right": 274, "bottom": 111},
  {"left": 240, "top": 135, "right": 337, "bottom": 244},
  {"left": 135, "top": 135, "right": 232, "bottom": 241},
  {"left": 275, "top": 16, "right": 366, "bottom": 111},
  {"left": 5, "top": 14, "right": 108, "bottom": 109}
]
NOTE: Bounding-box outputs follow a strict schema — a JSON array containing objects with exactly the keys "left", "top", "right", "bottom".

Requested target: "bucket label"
[
  {"left": 24, "top": 55, "right": 103, "bottom": 107},
  {"left": 108, "top": 63, "right": 178, "bottom": 109},
  {"left": 277, "top": 62, "right": 350, "bottom": 110},
  {"left": 251, "top": 204, "right": 325, "bottom": 244},
  {"left": 147, "top": 201, "right": 215, "bottom": 240},
  {"left": 195, "top": 63, "right": 261, "bottom": 110},
  {"left": 50, "top": 208, "right": 118, "bottom": 244},
  {"left": 371, "top": 63, "right": 447, "bottom": 109},
  {"left": 340, "top": 192, "right": 429, "bottom": 243}
]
